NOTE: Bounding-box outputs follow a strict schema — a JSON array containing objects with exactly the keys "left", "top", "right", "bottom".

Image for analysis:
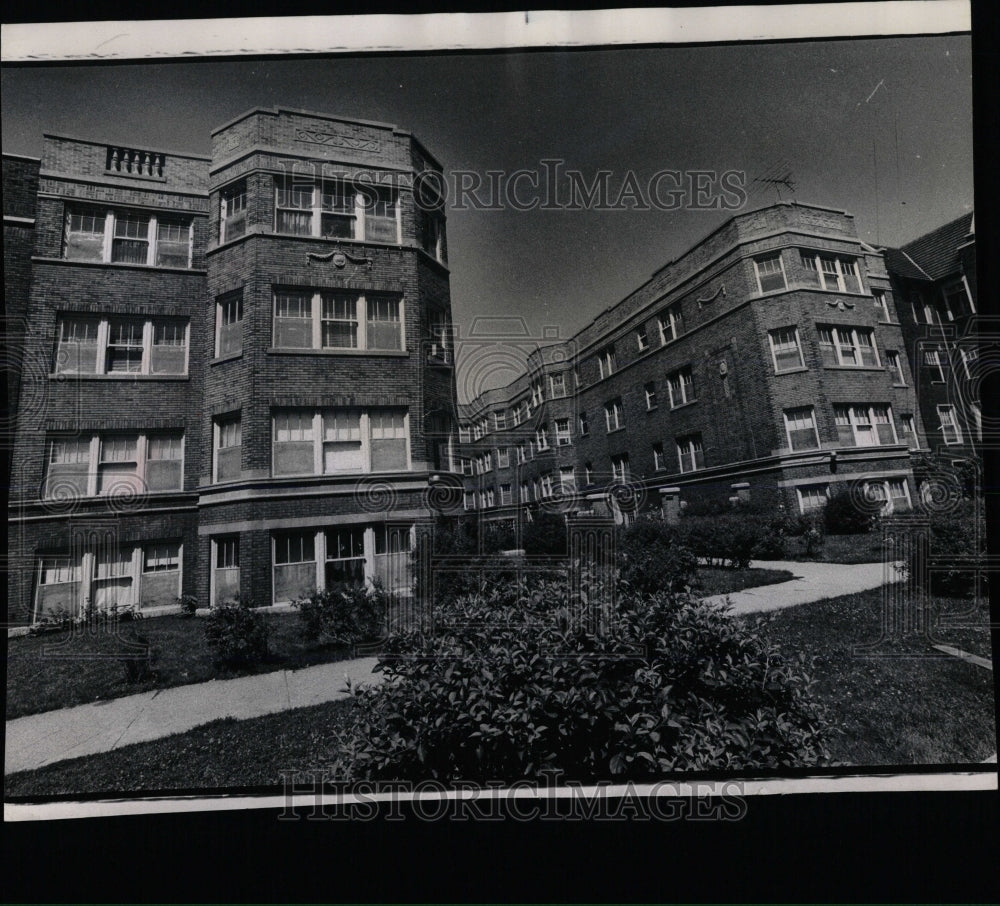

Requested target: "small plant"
[
  {"left": 118, "top": 629, "right": 154, "bottom": 683},
  {"left": 177, "top": 594, "right": 199, "bottom": 618},
  {"left": 204, "top": 596, "right": 269, "bottom": 668},
  {"left": 294, "top": 581, "right": 387, "bottom": 647}
]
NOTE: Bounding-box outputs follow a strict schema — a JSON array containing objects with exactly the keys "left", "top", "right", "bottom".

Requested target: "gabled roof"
[{"left": 888, "top": 211, "right": 974, "bottom": 283}]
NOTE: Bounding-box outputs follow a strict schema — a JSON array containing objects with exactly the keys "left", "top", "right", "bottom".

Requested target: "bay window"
[
  {"left": 273, "top": 176, "right": 400, "bottom": 244},
  {"left": 817, "top": 325, "right": 880, "bottom": 368},
  {"left": 272, "top": 408, "right": 410, "bottom": 476},
  {"left": 833, "top": 404, "right": 898, "bottom": 447},
  {"left": 800, "top": 252, "right": 862, "bottom": 293}
]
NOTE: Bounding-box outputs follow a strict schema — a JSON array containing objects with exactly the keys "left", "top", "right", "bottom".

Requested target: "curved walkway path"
[{"left": 5, "top": 559, "right": 904, "bottom": 777}]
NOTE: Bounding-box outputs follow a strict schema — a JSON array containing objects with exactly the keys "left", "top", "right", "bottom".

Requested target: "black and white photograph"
[{"left": 2, "top": 1, "right": 995, "bottom": 853}]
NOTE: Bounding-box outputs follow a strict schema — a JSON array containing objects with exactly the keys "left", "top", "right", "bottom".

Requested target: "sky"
[{"left": 2, "top": 34, "right": 973, "bottom": 399}]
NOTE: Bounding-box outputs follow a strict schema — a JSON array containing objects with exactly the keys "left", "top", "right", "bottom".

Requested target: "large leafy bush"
[
  {"left": 331, "top": 578, "right": 832, "bottom": 783},
  {"left": 907, "top": 498, "right": 987, "bottom": 597},
  {"left": 617, "top": 516, "right": 698, "bottom": 594},
  {"left": 824, "top": 487, "right": 875, "bottom": 535}
]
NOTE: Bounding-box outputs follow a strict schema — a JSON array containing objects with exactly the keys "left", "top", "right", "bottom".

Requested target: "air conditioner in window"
[{"left": 428, "top": 343, "right": 453, "bottom": 364}]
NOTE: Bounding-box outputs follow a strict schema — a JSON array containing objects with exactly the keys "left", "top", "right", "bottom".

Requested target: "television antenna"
[{"left": 752, "top": 170, "right": 797, "bottom": 202}]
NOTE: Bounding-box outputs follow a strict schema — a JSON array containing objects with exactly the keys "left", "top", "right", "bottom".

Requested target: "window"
[
  {"left": 45, "top": 432, "right": 183, "bottom": 499},
  {"left": 937, "top": 405, "right": 962, "bottom": 445},
  {"left": 535, "top": 424, "right": 550, "bottom": 451},
  {"left": 461, "top": 457, "right": 474, "bottom": 476},
  {"left": 214, "top": 414, "right": 242, "bottom": 482},
  {"left": 216, "top": 292, "right": 243, "bottom": 357},
  {"left": 783, "top": 407, "right": 820, "bottom": 451},
  {"left": 796, "top": 484, "right": 829, "bottom": 513},
  {"left": 886, "top": 351, "right": 906, "bottom": 385},
  {"left": 517, "top": 444, "right": 528, "bottom": 464},
  {"left": 768, "top": 327, "right": 804, "bottom": 372},
  {"left": 559, "top": 467, "right": 576, "bottom": 493},
  {"left": 636, "top": 326, "right": 649, "bottom": 351},
  {"left": 464, "top": 491, "right": 476, "bottom": 510},
  {"left": 530, "top": 380, "right": 545, "bottom": 408},
  {"left": 220, "top": 182, "right": 247, "bottom": 243},
  {"left": 500, "top": 484, "right": 513, "bottom": 505},
  {"left": 666, "top": 366, "right": 695, "bottom": 408},
  {"left": 584, "top": 462, "right": 594, "bottom": 486},
  {"left": 597, "top": 345, "right": 616, "bottom": 380},
  {"left": 325, "top": 527, "right": 366, "bottom": 586},
  {"left": 644, "top": 382, "right": 657, "bottom": 410},
  {"left": 942, "top": 281, "right": 970, "bottom": 318},
  {"left": 273, "top": 532, "right": 318, "bottom": 603},
  {"left": 754, "top": 253, "right": 787, "bottom": 293},
  {"left": 484, "top": 488, "right": 496, "bottom": 508},
  {"left": 213, "top": 536, "right": 240, "bottom": 605},
  {"left": 833, "top": 404, "right": 897, "bottom": 447},
  {"left": 864, "top": 479, "right": 911, "bottom": 514},
  {"left": 54, "top": 315, "right": 188, "bottom": 376},
  {"left": 34, "top": 554, "right": 83, "bottom": 620},
  {"left": 817, "top": 325, "right": 880, "bottom": 368},
  {"left": 419, "top": 209, "right": 446, "bottom": 263},
  {"left": 555, "top": 419, "right": 572, "bottom": 446},
  {"left": 520, "top": 482, "right": 531, "bottom": 503},
  {"left": 900, "top": 414, "right": 917, "bottom": 447},
  {"left": 873, "top": 289, "right": 893, "bottom": 322},
  {"left": 458, "top": 426, "right": 471, "bottom": 444},
  {"left": 273, "top": 176, "right": 400, "bottom": 244},
  {"left": 611, "top": 454, "right": 630, "bottom": 482},
  {"left": 652, "top": 442, "right": 666, "bottom": 471},
  {"left": 604, "top": 398, "right": 623, "bottom": 433},
  {"left": 578, "top": 411, "right": 590, "bottom": 436},
  {"left": 573, "top": 366, "right": 581, "bottom": 388},
  {"left": 540, "top": 474, "right": 554, "bottom": 499},
  {"left": 272, "top": 289, "right": 403, "bottom": 351},
  {"left": 924, "top": 348, "right": 948, "bottom": 383},
  {"left": 549, "top": 374, "right": 566, "bottom": 398},
  {"left": 960, "top": 346, "right": 978, "bottom": 380},
  {"left": 493, "top": 411, "right": 507, "bottom": 431},
  {"left": 65, "top": 205, "right": 193, "bottom": 267},
  {"left": 657, "top": 305, "right": 684, "bottom": 344},
  {"left": 272, "top": 408, "right": 408, "bottom": 476},
  {"left": 676, "top": 435, "right": 704, "bottom": 473},
  {"left": 493, "top": 447, "right": 508, "bottom": 469},
  {"left": 511, "top": 405, "right": 522, "bottom": 428},
  {"left": 35, "top": 542, "right": 183, "bottom": 619},
  {"left": 800, "top": 252, "right": 862, "bottom": 293}
]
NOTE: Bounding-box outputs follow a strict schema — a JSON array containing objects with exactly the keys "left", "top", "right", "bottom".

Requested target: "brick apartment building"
[
  {"left": 4, "top": 107, "right": 459, "bottom": 625},
  {"left": 884, "top": 212, "right": 981, "bottom": 463},
  {"left": 457, "top": 202, "right": 927, "bottom": 526}
]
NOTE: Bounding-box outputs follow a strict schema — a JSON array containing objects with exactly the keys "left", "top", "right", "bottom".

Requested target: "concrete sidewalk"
[
  {"left": 702, "top": 559, "right": 905, "bottom": 614},
  {"left": 5, "top": 657, "right": 381, "bottom": 776},
  {"left": 6, "top": 559, "right": 902, "bottom": 777}
]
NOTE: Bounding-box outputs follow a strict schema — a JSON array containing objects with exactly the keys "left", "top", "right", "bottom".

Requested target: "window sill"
[
  {"left": 34, "top": 256, "right": 205, "bottom": 275},
  {"left": 211, "top": 352, "right": 243, "bottom": 366},
  {"left": 669, "top": 400, "right": 698, "bottom": 411},
  {"left": 49, "top": 372, "right": 189, "bottom": 381},
  {"left": 605, "top": 428, "right": 626, "bottom": 436},
  {"left": 891, "top": 383, "right": 908, "bottom": 389},
  {"left": 646, "top": 406, "right": 659, "bottom": 413},
  {"left": 822, "top": 365, "right": 886, "bottom": 372},
  {"left": 774, "top": 366, "right": 809, "bottom": 376},
  {"left": 266, "top": 347, "right": 409, "bottom": 357}
]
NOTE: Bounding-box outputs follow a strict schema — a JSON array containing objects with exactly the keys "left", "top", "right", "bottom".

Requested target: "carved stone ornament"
[
  {"left": 306, "top": 248, "right": 373, "bottom": 270},
  {"left": 697, "top": 284, "right": 726, "bottom": 308},
  {"left": 825, "top": 299, "right": 856, "bottom": 311},
  {"left": 294, "top": 129, "right": 380, "bottom": 153}
]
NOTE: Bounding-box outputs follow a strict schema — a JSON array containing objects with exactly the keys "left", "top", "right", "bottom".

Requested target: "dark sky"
[{"left": 2, "top": 36, "right": 972, "bottom": 398}]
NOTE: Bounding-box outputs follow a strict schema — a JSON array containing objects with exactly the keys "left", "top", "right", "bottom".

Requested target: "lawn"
[
  {"left": 7, "top": 585, "right": 995, "bottom": 797},
  {"left": 693, "top": 566, "right": 794, "bottom": 596},
  {"left": 749, "top": 588, "right": 995, "bottom": 766},
  {"left": 782, "top": 532, "right": 884, "bottom": 564},
  {"left": 6, "top": 612, "right": 361, "bottom": 720}
]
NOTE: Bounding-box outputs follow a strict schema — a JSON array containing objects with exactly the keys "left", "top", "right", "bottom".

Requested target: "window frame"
[
  {"left": 604, "top": 398, "right": 623, "bottom": 433},
  {"left": 753, "top": 252, "right": 788, "bottom": 294},
  {"left": 768, "top": 326, "right": 805, "bottom": 373},
  {"left": 937, "top": 405, "right": 962, "bottom": 445},
  {"left": 817, "top": 325, "right": 881, "bottom": 368},
  {"left": 795, "top": 483, "right": 830, "bottom": 514},
  {"left": 666, "top": 366, "right": 695, "bottom": 408},
  {"left": 783, "top": 406, "right": 820, "bottom": 451},
  {"left": 272, "top": 176, "right": 401, "bottom": 244},
  {"left": 676, "top": 435, "right": 704, "bottom": 473}
]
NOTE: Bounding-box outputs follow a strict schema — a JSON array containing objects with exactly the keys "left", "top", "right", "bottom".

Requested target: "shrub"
[
  {"left": 117, "top": 628, "right": 154, "bottom": 683},
  {"left": 906, "top": 498, "right": 987, "bottom": 597},
  {"left": 521, "top": 511, "right": 569, "bottom": 556},
  {"left": 331, "top": 577, "right": 833, "bottom": 783},
  {"left": 294, "top": 581, "right": 387, "bottom": 647},
  {"left": 785, "top": 514, "right": 826, "bottom": 557},
  {"left": 204, "top": 597, "right": 269, "bottom": 668},
  {"left": 617, "top": 516, "right": 697, "bottom": 594},
  {"left": 677, "top": 513, "right": 786, "bottom": 568},
  {"left": 824, "top": 488, "right": 875, "bottom": 535}
]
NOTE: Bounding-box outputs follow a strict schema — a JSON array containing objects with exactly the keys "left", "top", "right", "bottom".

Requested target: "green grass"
[
  {"left": 749, "top": 589, "right": 995, "bottom": 766},
  {"left": 783, "top": 532, "right": 884, "bottom": 563},
  {"left": 693, "top": 566, "right": 795, "bottom": 596},
  {"left": 6, "top": 612, "right": 359, "bottom": 720}
]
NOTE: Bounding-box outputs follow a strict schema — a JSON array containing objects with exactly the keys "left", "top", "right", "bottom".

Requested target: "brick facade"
[
  {"left": 4, "top": 107, "right": 458, "bottom": 624},
  {"left": 458, "top": 202, "right": 923, "bottom": 524}
]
